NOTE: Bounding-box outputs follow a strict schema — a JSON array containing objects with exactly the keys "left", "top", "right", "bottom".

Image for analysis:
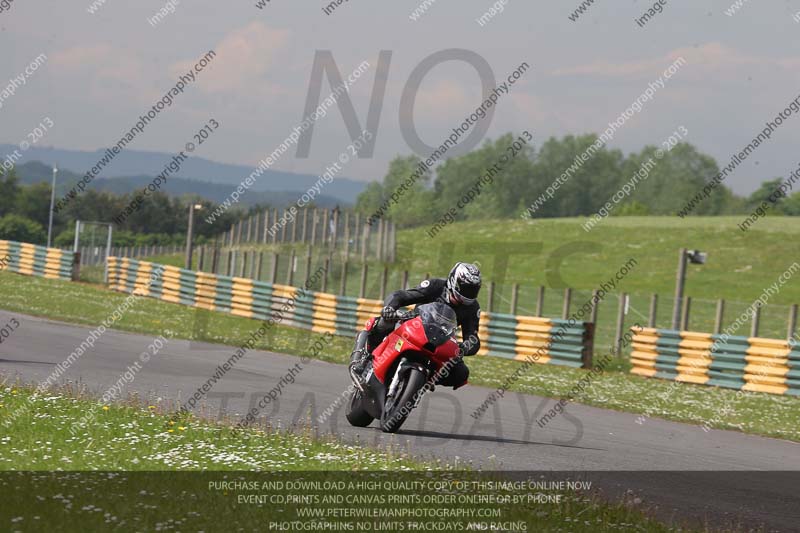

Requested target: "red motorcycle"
[{"left": 346, "top": 302, "right": 461, "bottom": 433}]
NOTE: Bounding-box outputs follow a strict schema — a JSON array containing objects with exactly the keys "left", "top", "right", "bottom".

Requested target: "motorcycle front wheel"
[
  {"left": 345, "top": 389, "right": 374, "bottom": 427},
  {"left": 380, "top": 367, "right": 427, "bottom": 433}
]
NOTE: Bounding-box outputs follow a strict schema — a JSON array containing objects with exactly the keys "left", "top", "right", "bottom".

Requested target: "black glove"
[
  {"left": 457, "top": 342, "right": 467, "bottom": 356},
  {"left": 381, "top": 306, "right": 397, "bottom": 320}
]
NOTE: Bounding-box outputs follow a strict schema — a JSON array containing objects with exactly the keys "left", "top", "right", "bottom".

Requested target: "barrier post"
[
  {"left": 72, "top": 252, "right": 81, "bottom": 281},
  {"left": 680, "top": 296, "right": 692, "bottom": 331},
  {"left": 340, "top": 259, "right": 348, "bottom": 296},
  {"left": 270, "top": 253, "right": 279, "bottom": 284},
  {"left": 486, "top": 281, "right": 495, "bottom": 313},
  {"left": 714, "top": 299, "right": 725, "bottom": 334},
  {"left": 286, "top": 249, "right": 296, "bottom": 286},
  {"left": 535, "top": 286, "right": 545, "bottom": 317},
  {"left": 301, "top": 208, "right": 309, "bottom": 243},
  {"left": 614, "top": 293, "right": 627, "bottom": 357},
  {"left": 510, "top": 283, "right": 519, "bottom": 315},
  {"left": 751, "top": 303, "right": 761, "bottom": 337},
  {"left": 648, "top": 294, "right": 658, "bottom": 327},
  {"left": 590, "top": 290, "right": 599, "bottom": 324},
  {"left": 562, "top": 288, "right": 572, "bottom": 319},
  {"left": 788, "top": 304, "right": 798, "bottom": 341},
  {"left": 256, "top": 252, "right": 264, "bottom": 281},
  {"left": 582, "top": 322, "right": 595, "bottom": 369}
]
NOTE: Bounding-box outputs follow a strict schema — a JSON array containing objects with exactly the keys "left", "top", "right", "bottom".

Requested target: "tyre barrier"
[
  {"left": 630, "top": 327, "right": 800, "bottom": 396},
  {"left": 107, "top": 257, "right": 595, "bottom": 368},
  {"left": 0, "top": 239, "right": 77, "bottom": 281}
]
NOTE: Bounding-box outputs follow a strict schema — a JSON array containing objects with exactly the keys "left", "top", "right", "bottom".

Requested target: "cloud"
[{"left": 172, "top": 21, "right": 290, "bottom": 94}]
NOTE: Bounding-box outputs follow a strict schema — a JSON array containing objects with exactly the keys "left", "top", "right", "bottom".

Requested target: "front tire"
[
  {"left": 345, "top": 389, "right": 374, "bottom": 427},
  {"left": 380, "top": 368, "right": 427, "bottom": 433}
]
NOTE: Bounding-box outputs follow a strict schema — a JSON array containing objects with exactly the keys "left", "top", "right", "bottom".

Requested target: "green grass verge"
[
  {"left": 0, "top": 271, "right": 797, "bottom": 442},
  {"left": 0, "top": 385, "right": 685, "bottom": 532}
]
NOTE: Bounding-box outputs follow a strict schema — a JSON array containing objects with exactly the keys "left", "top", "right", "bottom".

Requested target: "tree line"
[
  {"left": 0, "top": 168, "right": 249, "bottom": 247},
  {"left": 354, "top": 133, "right": 800, "bottom": 227}
]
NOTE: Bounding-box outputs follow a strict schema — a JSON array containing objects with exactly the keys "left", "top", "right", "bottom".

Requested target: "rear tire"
[
  {"left": 345, "top": 389, "right": 374, "bottom": 427},
  {"left": 380, "top": 368, "right": 427, "bottom": 433}
]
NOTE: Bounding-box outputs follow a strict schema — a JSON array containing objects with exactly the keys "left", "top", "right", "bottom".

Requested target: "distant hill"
[
  {"left": 1, "top": 144, "right": 365, "bottom": 203},
  {"left": 14, "top": 161, "right": 346, "bottom": 209}
]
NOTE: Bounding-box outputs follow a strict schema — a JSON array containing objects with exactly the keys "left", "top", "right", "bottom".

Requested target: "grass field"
[
  {"left": 0, "top": 384, "right": 685, "bottom": 532},
  {"left": 212, "top": 216, "right": 800, "bottom": 359},
  {"left": 1, "top": 270, "right": 798, "bottom": 442}
]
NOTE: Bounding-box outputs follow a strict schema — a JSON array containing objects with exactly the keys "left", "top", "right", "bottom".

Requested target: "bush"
[{"left": 0, "top": 214, "right": 47, "bottom": 245}]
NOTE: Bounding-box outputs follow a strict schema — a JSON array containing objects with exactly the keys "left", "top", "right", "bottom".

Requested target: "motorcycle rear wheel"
[{"left": 380, "top": 368, "right": 427, "bottom": 433}]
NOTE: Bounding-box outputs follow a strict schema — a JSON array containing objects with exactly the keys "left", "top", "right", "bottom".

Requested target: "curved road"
[{"left": 1, "top": 311, "right": 799, "bottom": 531}]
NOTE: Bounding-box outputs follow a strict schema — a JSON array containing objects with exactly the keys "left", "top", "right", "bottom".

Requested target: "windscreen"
[{"left": 417, "top": 302, "right": 458, "bottom": 346}]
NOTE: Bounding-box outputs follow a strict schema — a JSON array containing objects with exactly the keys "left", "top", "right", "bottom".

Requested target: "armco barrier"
[
  {"left": 107, "top": 257, "right": 594, "bottom": 368},
  {"left": 0, "top": 239, "right": 77, "bottom": 281},
  {"left": 630, "top": 327, "right": 800, "bottom": 396}
]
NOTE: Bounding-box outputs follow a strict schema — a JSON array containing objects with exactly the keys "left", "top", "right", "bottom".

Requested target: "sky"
[{"left": 2, "top": 1, "right": 800, "bottom": 194}]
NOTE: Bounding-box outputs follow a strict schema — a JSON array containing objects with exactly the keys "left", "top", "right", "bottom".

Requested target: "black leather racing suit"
[{"left": 367, "top": 278, "right": 480, "bottom": 389}]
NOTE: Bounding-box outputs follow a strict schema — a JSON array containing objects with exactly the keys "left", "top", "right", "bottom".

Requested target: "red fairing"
[
  {"left": 364, "top": 317, "right": 378, "bottom": 331},
  {"left": 371, "top": 317, "right": 461, "bottom": 384}
]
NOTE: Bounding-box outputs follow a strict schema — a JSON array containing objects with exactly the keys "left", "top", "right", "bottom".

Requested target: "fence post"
[
  {"left": 198, "top": 246, "right": 205, "bottom": 272},
  {"left": 510, "top": 283, "right": 519, "bottom": 315},
  {"left": 270, "top": 253, "right": 279, "bottom": 284},
  {"left": 322, "top": 257, "right": 330, "bottom": 293},
  {"left": 788, "top": 304, "right": 798, "bottom": 341},
  {"left": 249, "top": 250, "right": 257, "bottom": 279},
  {"left": 256, "top": 251, "right": 264, "bottom": 281},
  {"left": 262, "top": 210, "right": 269, "bottom": 244},
  {"left": 211, "top": 247, "right": 219, "bottom": 275},
  {"left": 304, "top": 248, "right": 313, "bottom": 288},
  {"left": 486, "top": 281, "right": 495, "bottom": 313},
  {"left": 353, "top": 213, "right": 361, "bottom": 255},
  {"left": 340, "top": 259, "right": 348, "bottom": 296},
  {"left": 343, "top": 211, "right": 350, "bottom": 257},
  {"left": 751, "top": 303, "right": 761, "bottom": 338},
  {"left": 380, "top": 266, "right": 388, "bottom": 301},
  {"left": 239, "top": 251, "right": 247, "bottom": 278},
  {"left": 361, "top": 223, "right": 369, "bottom": 262},
  {"left": 680, "top": 296, "right": 692, "bottom": 331},
  {"left": 648, "top": 294, "right": 658, "bottom": 328},
  {"left": 280, "top": 210, "right": 287, "bottom": 243},
  {"left": 229, "top": 251, "right": 237, "bottom": 277},
  {"left": 535, "top": 286, "right": 545, "bottom": 317},
  {"left": 561, "top": 288, "right": 572, "bottom": 320},
  {"left": 332, "top": 208, "right": 340, "bottom": 250},
  {"left": 310, "top": 209, "right": 318, "bottom": 246},
  {"left": 271, "top": 208, "right": 279, "bottom": 244},
  {"left": 590, "top": 290, "right": 599, "bottom": 324},
  {"left": 246, "top": 216, "right": 253, "bottom": 243},
  {"left": 301, "top": 208, "right": 309, "bottom": 244},
  {"left": 377, "top": 219, "right": 385, "bottom": 262},
  {"left": 321, "top": 208, "right": 329, "bottom": 247},
  {"left": 72, "top": 251, "right": 81, "bottom": 281},
  {"left": 714, "top": 299, "right": 725, "bottom": 334},
  {"left": 614, "top": 293, "right": 628, "bottom": 357},
  {"left": 291, "top": 210, "right": 298, "bottom": 243},
  {"left": 359, "top": 264, "right": 368, "bottom": 299},
  {"left": 286, "top": 249, "right": 296, "bottom": 285},
  {"left": 402, "top": 270, "right": 409, "bottom": 290}
]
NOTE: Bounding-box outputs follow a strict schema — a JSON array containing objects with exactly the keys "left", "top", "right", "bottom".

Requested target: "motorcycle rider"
[{"left": 352, "top": 262, "right": 482, "bottom": 390}]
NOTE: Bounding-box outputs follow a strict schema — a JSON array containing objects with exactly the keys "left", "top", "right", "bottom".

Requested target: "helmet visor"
[{"left": 455, "top": 280, "right": 480, "bottom": 301}]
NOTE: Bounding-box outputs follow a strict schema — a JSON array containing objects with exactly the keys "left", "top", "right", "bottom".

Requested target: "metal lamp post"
[
  {"left": 185, "top": 203, "right": 203, "bottom": 270},
  {"left": 671, "top": 248, "right": 707, "bottom": 329},
  {"left": 46, "top": 165, "right": 58, "bottom": 247}
]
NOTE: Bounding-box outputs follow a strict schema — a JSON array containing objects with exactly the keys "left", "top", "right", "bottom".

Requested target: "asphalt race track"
[{"left": 2, "top": 311, "right": 799, "bottom": 530}]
